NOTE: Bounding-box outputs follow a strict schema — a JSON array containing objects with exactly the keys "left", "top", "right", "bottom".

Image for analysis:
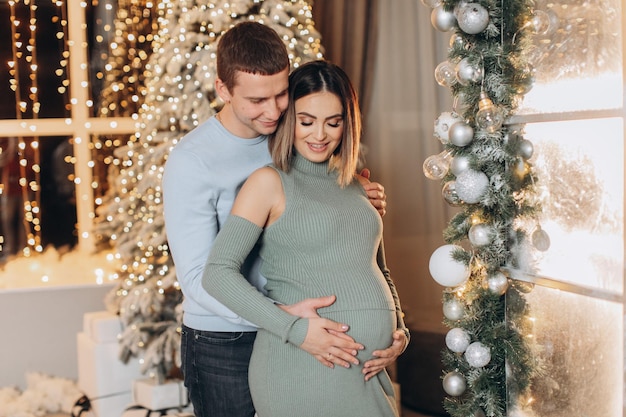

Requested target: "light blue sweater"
[{"left": 162, "top": 116, "right": 271, "bottom": 332}]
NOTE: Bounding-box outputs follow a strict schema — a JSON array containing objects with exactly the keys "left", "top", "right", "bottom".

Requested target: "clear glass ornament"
[
  {"left": 442, "top": 180, "right": 462, "bottom": 206},
  {"left": 532, "top": 225, "right": 551, "bottom": 251},
  {"left": 423, "top": 150, "right": 452, "bottom": 180},
  {"left": 475, "top": 91, "right": 504, "bottom": 133},
  {"left": 530, "top": 10, "right": 551, "bottom": 35},
  {"left": 421, "top": 0, "right": 442, "bottom": 8},
  {"left": 455, "top": 57, "right": 483, "bottom": 86},
  {"left": 435, "top": 60, "right": 457, "bottom": 87}
]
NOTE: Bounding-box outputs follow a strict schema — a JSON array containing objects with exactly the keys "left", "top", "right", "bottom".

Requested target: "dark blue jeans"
[{"left": 181, "top": 325, "right": 257, "bottom": 417}]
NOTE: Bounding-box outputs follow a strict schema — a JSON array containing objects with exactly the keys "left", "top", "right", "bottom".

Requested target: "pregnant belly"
[{"left": 323, "top": 309, "right": 396, "bottom": 362}]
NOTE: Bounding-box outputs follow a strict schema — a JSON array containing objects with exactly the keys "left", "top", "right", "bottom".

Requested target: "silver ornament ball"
[
  {"left": 443, "top": 371, "right": 467, "bottom": 396},
  {"left": 431, "top": 5, "right": 456, "bottom": 32},
  {"left": 449, "top": 122, "right": 474, "bottom": 147},
  {"left": 486, "top": 271, "right": 509, "bottom": 295},
  {"left": 468, "top": 223, "right": 492, "bottom": 247},
  {"left": 443, "top": 298, "right": 465, "bottom": 320},
  {"left": 519, "top": 139, "right": 534, "bottom": 160},
  {"left": 450, "top": 154, "right": 471, "bottom": 176}
]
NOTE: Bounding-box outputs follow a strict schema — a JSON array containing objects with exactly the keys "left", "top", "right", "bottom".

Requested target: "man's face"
[{"left": 218, "top": 68, "right": 289, "bottom": 138}]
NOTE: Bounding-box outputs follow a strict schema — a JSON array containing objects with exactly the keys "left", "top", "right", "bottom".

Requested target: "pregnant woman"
[{"left": 202, "top": 60, "right": 408, "bottom": 417}]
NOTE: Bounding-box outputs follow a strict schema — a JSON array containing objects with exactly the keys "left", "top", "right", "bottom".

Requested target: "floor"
[
  {"left": 402, "top": 406, "right": 437, "bottom": 417},
  {"left": 43, "top": 401, "right": 433, "bottom": 417}
]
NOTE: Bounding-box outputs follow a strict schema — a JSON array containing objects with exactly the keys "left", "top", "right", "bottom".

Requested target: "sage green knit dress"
[{"left": 203, "top": 153, "right": 405, "bottom": 417}]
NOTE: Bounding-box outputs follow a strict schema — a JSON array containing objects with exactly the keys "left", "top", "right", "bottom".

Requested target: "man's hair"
[
  {"left": 269, "top": 60, "right": 362, "bottom": 188},
  {"left": 217, "top": 21, "right": 290, "bottom": 91}
]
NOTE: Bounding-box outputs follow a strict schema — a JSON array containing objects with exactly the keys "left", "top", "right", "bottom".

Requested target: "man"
[{"left": 163, "top": 21, "right": 407, "bottom": 417}]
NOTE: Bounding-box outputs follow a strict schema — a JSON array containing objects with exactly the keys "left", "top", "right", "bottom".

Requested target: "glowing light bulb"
[
  {"left": 423, "top": 150, "right": 452, "bottom": 180},
  {"left": 475, "top": 92, "right": 504, "bottom": 133}
]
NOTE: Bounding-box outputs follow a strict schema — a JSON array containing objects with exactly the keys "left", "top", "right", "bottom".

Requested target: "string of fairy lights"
[{"left": 0, "top": 1, "right": 145, "bottom": 260}]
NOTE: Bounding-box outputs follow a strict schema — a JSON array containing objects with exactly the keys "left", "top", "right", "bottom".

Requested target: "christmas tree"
[{"left": 94, "top": 0, "right": 324, "bottom": 380}]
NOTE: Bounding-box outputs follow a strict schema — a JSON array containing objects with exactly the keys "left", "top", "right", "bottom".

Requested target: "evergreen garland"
[{"left": 422, "top": 0, "right": 543, "bottom": 416}]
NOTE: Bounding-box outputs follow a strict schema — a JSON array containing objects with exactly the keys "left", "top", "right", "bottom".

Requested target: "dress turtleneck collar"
[{"left": 291, "top": 152, "right": 334, "bottom": 178}]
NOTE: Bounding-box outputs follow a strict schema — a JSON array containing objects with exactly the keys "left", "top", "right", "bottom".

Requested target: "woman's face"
[{"left": 293, "top": 91, "right": 343, "bottom": 163}]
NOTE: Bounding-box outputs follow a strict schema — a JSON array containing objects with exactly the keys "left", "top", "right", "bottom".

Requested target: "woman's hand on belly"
[
  {"left": 279, "top": 295, "right": 365, "bottom": 368},
  {"left": 361, "top": 329, "right": 409, "bottom": 381}
]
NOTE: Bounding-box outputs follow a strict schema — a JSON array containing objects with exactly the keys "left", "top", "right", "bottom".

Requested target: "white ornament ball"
[
  {"left": 468, "top": 223, "right": 492, "bottom": 247},
  {"left": 434, "top": 112, "right": 464, "bottom": 144},
  {"left": 455, "top": 169, "right": 489, "bottom": 204},
  {"left": 486, "top": 271, "right": 509, "bottom": 295},
  {"left": 429, "top": 244, "right": 470, "bottom": 287},
  {"left": 450, "top": 154, "right": 471, "bottom": 176},
  {"left": 443, "top": 298, "right": 465, "bottom": 320},
  {"left": 431, "top": 5, "right": 457, "bottom": 32},
  {"left": 464, "top": 341, "right": 491, "bottom": 367},
  {"left": 449, "top": 122, "right": 474, "bottom": 147},
  {"left": 455, "top": 3, "right": 490, "bottom": 34},
  {"left": 443, "top": 371, "right": 467, "bottom": 396},
  {"left": 446, "top": 328, "right": 471, "bottom": 353}
]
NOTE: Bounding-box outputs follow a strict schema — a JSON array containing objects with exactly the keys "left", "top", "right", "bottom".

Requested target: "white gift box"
[
  {"left": 89, "top": 392, "right": 133, "bottom": 417},
  {"left": 83, "top": 310, "right": 123, "bottom": 343},
  {"left": 132, "top": 377, "right": 189, "bottom": 411},
  {"left": 77, "top": 332, "right": 144, "bottom": 398}
]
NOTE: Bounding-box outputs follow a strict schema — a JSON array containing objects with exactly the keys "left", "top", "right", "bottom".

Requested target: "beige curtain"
[
  {"left": 312, "top": 0, "right": 378, "bottom": 116},
  {"left": 363, "top": 0, "right": 456, "bottom": 332}
]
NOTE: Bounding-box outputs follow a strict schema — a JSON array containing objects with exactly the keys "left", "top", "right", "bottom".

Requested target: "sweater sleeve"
[
  {"left": 202, "top": 215, "right": 308, "bottom": 346},
  {"left": 377, "top": 238, "right": 410, "bottom": 343}
]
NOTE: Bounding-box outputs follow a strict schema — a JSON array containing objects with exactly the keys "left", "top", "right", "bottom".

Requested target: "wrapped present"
[
  {"left": 132, "top": 377, "right": 189, "bottom": 411},
  {"left": 91, "top": 393, "right": 132, "bottom": 417},
  {"left": 83, "top": 310, "right": 123, "bottom": 344},
  {"left": 77, "top": 332, "right": 144, "bottom": 398}
]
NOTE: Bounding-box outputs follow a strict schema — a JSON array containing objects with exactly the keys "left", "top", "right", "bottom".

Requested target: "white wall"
[{"left": 0, "top": 284, "right": 113, "bottom": 389}]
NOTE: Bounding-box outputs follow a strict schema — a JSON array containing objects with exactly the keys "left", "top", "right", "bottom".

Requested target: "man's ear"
[{"left": 215, "top": 78, "right": 232, "bottom": 104}]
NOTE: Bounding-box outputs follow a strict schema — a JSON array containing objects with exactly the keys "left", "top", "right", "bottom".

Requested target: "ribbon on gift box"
[{"left": 123, "top": 403, "right": 193, "bottom": 417}]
